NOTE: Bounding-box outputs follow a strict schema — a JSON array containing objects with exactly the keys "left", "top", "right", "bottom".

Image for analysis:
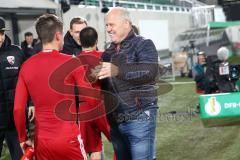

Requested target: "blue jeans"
[{"left": 110, "top": 108, "right": 157, "bottom": 160}]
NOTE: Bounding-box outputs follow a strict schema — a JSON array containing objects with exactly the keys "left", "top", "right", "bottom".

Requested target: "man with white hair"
[{"left": 93, "top": 7, "right": 159, "bottom": 160}]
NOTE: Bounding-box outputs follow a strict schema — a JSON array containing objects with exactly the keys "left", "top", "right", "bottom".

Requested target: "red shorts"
[
  {"left": 35, "top": 136, "right": 87, "bottom": 160},
  {"left": 80, "top": 115, "right": 110, "bottom": 153}
]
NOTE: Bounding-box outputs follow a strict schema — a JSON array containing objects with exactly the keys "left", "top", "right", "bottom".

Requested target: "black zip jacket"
[
  {"left": 102, "top": 30, "right": 159, "bottom": 125},
  {"left": 0, "top": 35, "right": 25, "bottom": 130},
  {"left": 62, "top": 31, "right": 82, "bottom": 56}
]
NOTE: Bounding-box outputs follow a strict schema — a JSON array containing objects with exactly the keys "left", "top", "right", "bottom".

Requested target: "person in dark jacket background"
[
  {"left": 32, "top": 39, "right": 42, "bottom": 54},
  {"left": 21, "top": 32, "right": 37, "bottom": 59},
  {"left": 0, "top": 17, "right": 24, "bottom": 160},
  {"left": 62, "top": 16, "right": 87, "bottom": 56}
]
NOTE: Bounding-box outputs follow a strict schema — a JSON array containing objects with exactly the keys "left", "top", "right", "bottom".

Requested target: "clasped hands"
[{"left": 90, "top": 62, "right": 119, "bottom": 80}]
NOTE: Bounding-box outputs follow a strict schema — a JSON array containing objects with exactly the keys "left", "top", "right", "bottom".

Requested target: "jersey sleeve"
[{"left": 14, "top": 70, "right": 28, "bottom": 143}]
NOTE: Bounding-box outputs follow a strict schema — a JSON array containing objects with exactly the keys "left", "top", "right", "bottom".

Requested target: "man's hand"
[
  {"left": 28, "top": 106, "right": 35, "bottom": 122},
  {"left": 20, "top": 140, "right": 33, "bottom": 152},
  {"left": 90, "top": 64, "right": 103, "bottom": 78},
  {"left": 95, "top": 62, "right": 119, "bottom": 79}
]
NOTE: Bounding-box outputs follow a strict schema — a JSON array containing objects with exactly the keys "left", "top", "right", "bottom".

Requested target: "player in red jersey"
[
  {"left": 78, "top": 26, "right": 112, "bottom": 160},
  {"left": 13, "top": 14, "right": 91, "bottom": 160}
]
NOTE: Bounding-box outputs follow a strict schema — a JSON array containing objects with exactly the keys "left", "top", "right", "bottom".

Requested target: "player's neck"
[
  {"left": 82, "top": 46, "right": 96, "bottom": 52},
  {"left": 42, "top": 42, "right": 61, "bottom": 51}
]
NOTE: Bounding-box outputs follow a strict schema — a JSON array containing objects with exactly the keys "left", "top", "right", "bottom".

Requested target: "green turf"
[
  {"left": 174, "top": 76, "right": 195, "bottom": 82},
  {"left": 103, "top": 77, "right": 240, "bottom": 160},
  {"left": 2, "top": 77, "right": 240, "bottom": 160},
  {"left": 154, "top": 80, "right": 240, "bottom": 160},
  {"left": 0, "top": 143, "right": 10, "bottom": 160}
]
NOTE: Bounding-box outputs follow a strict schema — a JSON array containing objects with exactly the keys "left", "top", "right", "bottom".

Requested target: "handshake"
[{"left": 89, "top": 62, "right": 119, "bottom": 80}]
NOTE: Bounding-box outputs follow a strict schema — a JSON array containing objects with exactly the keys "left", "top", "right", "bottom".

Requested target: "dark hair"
[
  {"left": 70, "top": 17, "right": 87, "bottom": 29},
  {"left": 35, "top": 14, "right": 63, "bottom": 44},
  {"left": 132, "top": 24, "right": 139, "bottom": 35},
  {"left": 80, "top": 26, "right": 98, "bottom": 48},
  {"left": 24, "top": 32, "right": 33, "bottom": 37}
]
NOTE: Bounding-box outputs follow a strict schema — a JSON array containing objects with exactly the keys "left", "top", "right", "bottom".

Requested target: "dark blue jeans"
[
  {"left": 0, "top": 128, "right": 23, "bottom": 160},
  {"left": 110, "top": 108, "right": 157, "bottom": 160}
]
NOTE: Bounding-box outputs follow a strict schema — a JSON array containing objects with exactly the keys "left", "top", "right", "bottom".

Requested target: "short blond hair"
[{"left": 70, "top": 17, "right": 87, "bottom": 29}]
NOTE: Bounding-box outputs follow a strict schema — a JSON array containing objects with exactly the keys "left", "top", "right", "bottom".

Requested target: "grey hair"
[
  {"left": 108, "top": 7, "right": 132, "bottom": 24},
  {"left": 121, "top": 8, "right": 132, "bottom": 24}
]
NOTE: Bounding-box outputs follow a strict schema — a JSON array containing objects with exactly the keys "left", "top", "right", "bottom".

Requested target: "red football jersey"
[
  {"left": 78, "top": 50, "right": 111, "bottom": 153},
  {"left": 14, "top": 50, "right": 94, "bottom": 160}
]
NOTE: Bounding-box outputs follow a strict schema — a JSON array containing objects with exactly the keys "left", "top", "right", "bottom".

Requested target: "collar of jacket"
[
  {"left": 115, "top": 29, "right": 135, "bottom": 47},
  {"left": 64, "top": 31, "right": 81, "bottom": 49},
  {"left": 22, "top": 39, "right": 37, "bottom": 46},
  {"left": 0, "top": 34, "right": 11, "bottom": 51},
  {"left": 102, "top": 29, "right": 136, "bottom": 62},
  {"left": 107, "top": 29, "right": 136, "bottom": 52}
]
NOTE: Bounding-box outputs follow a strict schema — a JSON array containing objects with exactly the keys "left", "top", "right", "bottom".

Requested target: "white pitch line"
[{"left": 168, "top": 81, "right": 195, "bottom": 85}]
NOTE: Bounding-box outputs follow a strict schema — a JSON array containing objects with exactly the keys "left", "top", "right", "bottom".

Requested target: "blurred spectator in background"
[
  {"left": 0, "top": 16, "right": 23, "bottom": 160},
  {"left": 32, "top": 38, "right": 42, "bottom": 54},
  {"left": 62, "top": 16, "right": 87, "bottom": 56},
  {"left": 21, "top": 32, "right": 37, "bottom": 59},
  {"left": 192, "top": 51, "right": 207, "bottom": 93}
]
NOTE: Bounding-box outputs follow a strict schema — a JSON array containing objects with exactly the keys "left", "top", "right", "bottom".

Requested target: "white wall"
[
  {"left": 214, "top": 7, "right": 226, "bottom": 22},
  {"left": 139, "top": 20, "right": 169, "bottom": 50},
  {"left": 18, "top": 17, "right": 38, "bottom": 43}
]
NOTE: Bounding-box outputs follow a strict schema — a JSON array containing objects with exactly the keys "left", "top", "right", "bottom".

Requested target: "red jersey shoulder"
[
  {"left": 92, "top": 50, "right": 102, "bottom": 58},
  {"left": 20, "top": 50, "right": 72, "bottom": 70},
  {"left": 81, "top": 50, "right": 102, "bottom": 59}
]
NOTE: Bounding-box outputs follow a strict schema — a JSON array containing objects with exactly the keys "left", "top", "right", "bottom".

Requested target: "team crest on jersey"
[{"left": 7, "top": 56, "right": 15, "bottom": 65}]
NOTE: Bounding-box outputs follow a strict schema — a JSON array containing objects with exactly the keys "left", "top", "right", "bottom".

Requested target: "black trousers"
[{"left": 0, "top": 128, "right": 23, "bottom": 160}]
